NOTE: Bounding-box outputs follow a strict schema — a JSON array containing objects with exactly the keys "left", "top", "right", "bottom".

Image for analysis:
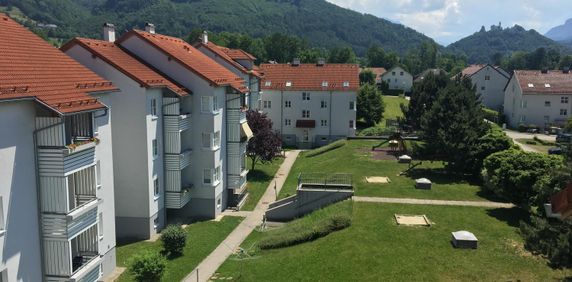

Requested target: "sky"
[{"left": 326, "top": 0, "right": 572, "bottom": 45}]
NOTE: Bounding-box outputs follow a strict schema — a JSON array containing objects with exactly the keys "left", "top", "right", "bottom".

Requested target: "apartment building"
[
  {"left": 193, "top": 32, "right": 262, "bottom": 110},
  {"left": 380, "top": 66, "right": 413, "bottom": 93},
  {"left": 61, "top": 24, "right": 193, "bottom": 240},
  {"left": 460, "top": 64, "right": 510, "bottom": 110},
  {"left": 113, "top": 24, "right": 252, "bottom": 215},
  {"left": 0, "top": 14, "right": 117, "bottom": 281},
  {"left": 504, "top": 69, "right": 572, "bottom": 129},
  {"left": 259, "top": 61, "right": 359, "bottom": 148}
]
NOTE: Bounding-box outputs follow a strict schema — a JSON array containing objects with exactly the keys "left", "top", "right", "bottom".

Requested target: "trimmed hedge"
[
  {"left": 305, "top": 140, "right": 346, "bottom": 158},
  {"left": 161, "top": 225, "right": 187, "bottom": 256}
]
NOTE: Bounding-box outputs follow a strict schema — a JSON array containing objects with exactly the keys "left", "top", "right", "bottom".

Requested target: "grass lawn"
[
  {"left": 383, "top": 95, "right": 408, "bottom": 121},
  {"left": 278, "top": 140, "right": 496, "bottom": 202},
  {"left": 216, "top": 202, "right": 570, "bottom": 281},
  {"left": 116, "top": 217, "right": 242, "bottom": 282},
  {"left": 242, "top": 157, "right": 285, "bottom": 211},
  {"left": 516, "top": 138, "right": 556, "bottom": 154}
]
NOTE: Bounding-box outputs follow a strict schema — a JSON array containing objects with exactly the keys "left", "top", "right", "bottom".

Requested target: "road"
[{"left": 503, "top": 129, "right": 555, "bottom": 153}]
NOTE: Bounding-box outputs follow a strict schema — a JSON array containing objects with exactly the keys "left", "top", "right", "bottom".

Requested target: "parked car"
[
  {"left": 548, "top": 148, "right": 563, "bottom": 155},
  {"left": 556, "top": 133, "right": 572, "bottom": 143}
]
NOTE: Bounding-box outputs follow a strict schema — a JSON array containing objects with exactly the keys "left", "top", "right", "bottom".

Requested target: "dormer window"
[
  {"left": 322, "top": 81, "right": 329, "bottom": 87},
  {"left": 545, "top": 83, "right": 551, "bottom": 88},
  {"left": 343, "top": 81, "right": 350, "bottom": 87},
  {"left": 265, "top": 81, "right": 271, "bottom": 87},
  {"left": 286, "top": 81, "right": 292, "bottom": 87},
  {"left": 528, "top": 83, "right": 534, "bottom": 88}
]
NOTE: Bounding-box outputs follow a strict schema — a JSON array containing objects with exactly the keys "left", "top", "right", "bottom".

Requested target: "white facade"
[
  {"left": 468, "top": 65, "right": 509, "bottom": 110},
  {"left": 260, "top": 90, "right": 357, "bottom": 148},
  {"left": 381, "top": 66, "right": 413, "bottom": 93},
  {"left": 504, "top": 76, "right": 572, "bottom": 128}
]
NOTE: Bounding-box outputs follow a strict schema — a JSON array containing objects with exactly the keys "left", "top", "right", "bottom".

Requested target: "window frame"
[
  {"left": 321, "top": 120, "right": 328, "bottom": 127},
  {"left": 152, "top": 139, "right": 158, "bottom": 159},
  {"left": 561, "top": 109, "right": 568, "bottom": 116},
  {"left": 150, "top": 98, "right": 158, "bottom": 118},
  {"left": 349, "top": 101, "right": 355, "bottom": 110},
  {"left": 349, "top": 120, "right": 355, "bottom": 129},
  {"left": 321, "top": 100, "right": 327, "bottom": 108},
  {"left": 98, "top": 212, "right": 104, "bottom": 239},
  {"left": 284, "top": 100, "right": 291, "bottom": 108},
  {"left": 562, "top": 97, "right": 569, "bottom": 104},
  {"left": 302, "top": 110, "right": 310, "bottom": 118},
  {"left": 153, "top": 176, "right": 160, "bottom": 200},
  {"left": 285, "top": 119, "right": 291, "bottom": 126}
]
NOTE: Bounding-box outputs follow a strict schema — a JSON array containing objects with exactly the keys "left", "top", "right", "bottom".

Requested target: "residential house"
[
  {"left": 504, "top": 69, "right": 572, "bottom": 129},
  {"left": 414, "top": 68, "right": 447, "bottom": 83},
  {"left": 61, "top": 23, "right": 193, "bottom": 240},
  {"left": 360, "top": 67, "right": 386, "bottom": 86},
  {"left": 114, "top": 24, "right": 252, "bottom": 215},
  {"left": 459, "top": 64, "right": 510, "bottom": 110},
  {"left": 193, "top": 32, "right": 262, "bottom": 110},
  {"left": 380, "top": 66, "right": 413, "bottom": 93},
  {"left": 259, "top": 60, "right": 359, "bottom": 148},
  {"left": 0, "top": 14, "right": 117, "bottom": 281}
]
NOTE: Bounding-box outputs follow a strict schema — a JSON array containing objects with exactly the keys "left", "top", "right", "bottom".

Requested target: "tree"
[
  {"left": 420, "top": 77, "right": 488, "bottom": 172},
  {"left": 246, "top": 110, "right": 282, "bottom": 171},
  {"left": 161, "top": 225, "right": 186, "bottom": 256},
  {"left": 357, "top": 84, "right": 384, "bottom": 127},
  {"left": 366, "top": 45, "right": 386, "bottom": 67},
  {"left": 328, "top": 47, "right": 357, "bottom": 63},
  {"left": 405, "top": 71, "right": 449, "bottom": 129},
  {"left": 470, "top": 126, "right": 515, "bottom": 174},
  {"left": 129, "top": 252, "right": 166, "bottom": 282},
  {"left": 359, "top": 69, "right": 376, "bottom": 85},
  {"left": 565, "top": 117, "right": 572, "bottom": 133}
]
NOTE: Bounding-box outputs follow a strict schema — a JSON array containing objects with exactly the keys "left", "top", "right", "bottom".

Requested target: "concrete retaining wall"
[{"left": 266, "top": 188, "right": 353, "bottom": 221}]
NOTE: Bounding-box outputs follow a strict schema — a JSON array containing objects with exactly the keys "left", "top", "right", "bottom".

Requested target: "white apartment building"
[
  {"left": 504, "top": 69, "right": 572, "bottom": 129},
  {"left": 0, "top": 14, "right": 117, "bottom": 281},
  {"left": 380, "top": 66, "right": 413, "bottom": 93},
  {"left": 62, "top": 24, "right": 193, "bottom": 240},
  {"left": 460, "top": 64, "right": 510, "bottom": 110},
  {"left": 115, "top": 24, "right": 252, "bottom": 215},
  {"left": 259, "top": 61, "right": 359, "bottom": 148},
  {"left": 193, "top": 32, "right": 262, "bottom": 110}
]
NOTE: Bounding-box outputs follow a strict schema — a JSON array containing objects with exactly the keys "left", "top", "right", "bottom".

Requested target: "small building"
[
  {"left": 259, "top": 61, "right": 359, "bottom": 148},
  {"left": 458, "top": 64, "right": 510, "bottom": 110},
  {"left": 414, "top": 68, "right": 447, "bottom": 83},
  {"left": 380, "top": 66, "right": 413, "bottom": 93},
  {"left": 504, "top": 69, "right": 572, "bottom": 129},
  {"left": 360, "top": 67, "right": 387, "bottom": 85},
  {"left": 452, "top": 231, "right": 478, "bottom": 249}
]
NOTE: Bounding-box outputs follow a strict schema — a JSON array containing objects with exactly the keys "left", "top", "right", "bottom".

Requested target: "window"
[
  {"left": 265, "top": 81, "right": 271, "bottom": 87},
  {"left": 349, "top": 101, "right": 355, "bottom": 110},
  {"left": 203, "top": 168, "right": 212, "bottom": 184},
  {"left": 392, "top": 71, "right": 396, "bottom": 76},
  {"left": 321, "top": 81, "right": 328, "bottom": 87},
  {"left": 394, "top": 78, "right": 397, "bottom": 82},
  {"left": 263, "top": 100, "right": 272, "bottom": 109},
  {"left": 213, "top": 96, "right": 219, "bottom": 112},
  {"left": 150, "top": 98, "right": 157, "bottom": 117},
  {"left": 302, "top": 92, "right": 310, "bottom": 101},
  {"left": 202, "top": 133, "right": 211, "bottom": 148},
  {"left": 521, "top": 100, "right": 527, "bottom": 109},
  {"left": 349, "top": 120, "right": 355, "bottom": 128},
  {"left": 153, "top": 218, "right": 158, "bottom": 230},
  {"left": 153, "top": 177, "right": 159, "bottom": 197},
  {"left": 528, "top": 83, "right": 534, "bottom": 88},
  {"left": 343, "top": 81, "right": 350, "bottom": 87},
  {"left": 481, "top": 86, "right": 485, "bottom": 91},
  {"left": 520, "top": 115, "right": 526, "bottom": 122},
  {"left": 321, "top": 120, "right": 328, "bottom": 127},
  {"left": 545, "top": 101, "right": 551, "bottom": 107},
  {"left": 544, "top": 116, "right": 550, "bottom": 123},
  {"left": 217, "top": 198, "right": 221, "bottom": 209},
  {"left": 152, "top": 139, "right": 158, "bottom": 158},
  {"left": 98, "top": 213, "right": 104, "bottom": 239},
  {"left": 302, "top": 110, "right": 310, "bottom": 118},
  {"left": 400, "top": 71, "right": 404, "bottom": 76},
  {"left": 213, "top": 131, "right": 221, "bottom": 149},
  {"left": 202, "top": 132, "right": 220, "bottom": 150},
  {"left": 0, "top": 197, "right": 4, "bottom": 234},
  {"left": 286, "top": 81, "right": 292, "bottom": 87},
  {"left": 321, "top": 100, "right": 327, "bottom": 108},
  {"left": 485, "top": 75, "right": 491, "bottom": 80},
  {"left": 0, "top": 269, "right": 8, "bottom": 282},
  {"left": 201, "top": 96, "right": 219, "bottom": 113},
  {"left": 285, "top": 119, "right": 291, "bottom": 126},
  {"left": 95, "top": 161, "right": 101, "bottom": 189},
  {"left": 561, "top": 109, "right": 568, "bottom": 116},
  {"left": 284, "top": 101, "right": 291, "bottom": 108},
  {"left": 562, "top": 97, "right": 569, "bottom": 104},
  {"left": 545, "top": 83, "right": 551, "bottom": 88},
  {"left": 213, "top": 166, "right": 221, "bottom": 184}
]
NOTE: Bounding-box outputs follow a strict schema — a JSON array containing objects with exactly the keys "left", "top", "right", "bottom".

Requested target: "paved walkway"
[
  {"left": 353, "top": 196, "right": 515, "bottom": 208},
  {"left": 183, "top": 150, "right": 301, "bottom": 282},
  {"left": 504, "top": 129, "right": 556, "bottom": 153}
]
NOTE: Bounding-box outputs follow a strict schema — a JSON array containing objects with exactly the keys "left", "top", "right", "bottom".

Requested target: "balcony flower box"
[{"left": 65, "top": 138, "right": 99, "bottom": 154}]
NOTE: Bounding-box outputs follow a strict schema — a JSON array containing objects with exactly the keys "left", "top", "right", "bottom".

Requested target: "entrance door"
[{"left": 303, "top": 129, "right": 309, "bottom": 142}]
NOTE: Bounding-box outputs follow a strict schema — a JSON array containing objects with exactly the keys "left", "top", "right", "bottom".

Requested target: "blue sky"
[{"left": 326, "top": 0, "right": 572, "bottom": 45}]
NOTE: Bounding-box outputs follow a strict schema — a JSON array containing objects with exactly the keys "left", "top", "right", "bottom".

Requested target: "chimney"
[
  {"left": 292, "top": 58, "right": 300, "bottom": 66},
  {"left": 103, "top": 23, "right": 115, "bottom": 42},
  {"left": 145, "top": 22, "right": 155, "bottom": 34},
  {"left": 563, "top": 67, "right": 570, "bottom": 74},
  {"left": 317, "top": 58, "right": 325, "bottom": 66},
  {"left": 201, "top": 31, "right": 208, "bottom": 44}
]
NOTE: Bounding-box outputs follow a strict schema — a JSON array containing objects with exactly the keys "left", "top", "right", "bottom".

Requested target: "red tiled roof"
[
  {"left": 117, "top": 30, "right": 247, "bottom": 93},
  {"left": 360, "top": 67, "right": 386, "bottom": 81},
  {"left": 194, "top": 41, "right": 261, "bottom": 78},
  {"left": 460, "top": 64, "right": 508, "bottom": 79},
  {"left": 61, "top": 38, "right": 189, "bottom": 97},
  {"left": 514, "top": 70, "right": 572, "bottom": 95},
  {"left": 260, "top": 63, "right": 359, "bottom": 91},
  {"left": 222, "top": 48, "right": 256, "bottom": 61},
  {"left": 0, "top": 14, "right": 117, "bottom": 114}
]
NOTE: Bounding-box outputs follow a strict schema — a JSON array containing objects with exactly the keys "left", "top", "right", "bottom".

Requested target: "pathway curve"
[
  {"left": 353, "top": 196, "right": 515, "bottom": 208},
  {"left": 183, "top": 150, "right": 301, "bottom": 282},
  {"left": 504, "top": 129, "right": 556, "bottom": 153}
]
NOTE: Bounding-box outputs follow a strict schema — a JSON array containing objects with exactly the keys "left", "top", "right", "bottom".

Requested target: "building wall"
[
  {"left": 120, "top": 36, "right": 226, "bottom": 218},
  {"left": 260, "top": 90, "right": 357, "bottom": 147},
  {"left": 0, "top": 101, "right": 43, "bottom": 282},
  {"left": 470, "top": 66, "right": 509, "bottom": 110},
  {"left": 504, "top": 77, "right": 572, "bottom": 128},
  {"left": 381, "top": 66, "right": 413, "bottom": 93}
]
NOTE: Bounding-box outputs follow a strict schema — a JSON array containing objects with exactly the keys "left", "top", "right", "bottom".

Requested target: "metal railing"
[{"left": 297, "top": 173, "right": 353, "bottom": 189}]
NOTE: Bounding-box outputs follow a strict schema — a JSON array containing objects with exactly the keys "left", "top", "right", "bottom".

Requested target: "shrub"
[
  {"left": 129, "top": 252, "right": 166, "bottom": 282},
  {"left": 482, "top": 107, "right": 500, "bottom": 123},
  {"left": 305, "top": 140, "right": 346, "bottom": 158},
  {"left": 161, "top": 225, "right": 187, "bottom": 256},
  {"left": 358, "top": 126, "right": 395, "bottom": 136},
  {"left": 520, "top": 216, "right": 572, "bottom": 268}
]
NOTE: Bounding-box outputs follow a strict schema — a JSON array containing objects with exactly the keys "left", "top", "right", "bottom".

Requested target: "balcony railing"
[
  {"left": 240, "top": 110, "right": 247, "bottom": 123},
  {"left": 165, "top": 149, "right": 192, "bottom": 171}
]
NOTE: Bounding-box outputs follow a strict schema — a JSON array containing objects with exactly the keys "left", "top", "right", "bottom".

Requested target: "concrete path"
[
  {"left": 504, "top": 129, "right": 556, "bottom": 153},
  {"left": 353, "top": 196, "right": 515, "bottom": 208},
  {"left": 183, "top": 150, "right": 301, "bottom": 282}
]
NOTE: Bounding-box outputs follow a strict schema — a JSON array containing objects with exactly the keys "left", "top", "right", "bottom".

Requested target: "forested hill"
[
  {"left": 446, "top": 24, "right": 571, "bottom": 64},
  {"left": 0, "top": 0, "right": 437, "bottom": 56}
]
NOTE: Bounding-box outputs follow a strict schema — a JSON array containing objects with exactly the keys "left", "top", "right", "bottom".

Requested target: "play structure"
[{"left": 371, "top": 132, "right": 409, "bottom": 154}]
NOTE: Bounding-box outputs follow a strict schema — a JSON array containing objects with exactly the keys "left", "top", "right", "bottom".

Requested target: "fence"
[{"left": 297, "top": 173, "right": 353, "bottom": 189}]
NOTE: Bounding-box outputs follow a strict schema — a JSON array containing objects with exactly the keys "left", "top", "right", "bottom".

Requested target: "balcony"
[
  {"left": 165, "top": 114, "right": 191, "bottom": 133},
  {"left": 240, "top": 110, "right": 247, "bottom": 123},
  {"left": 165, "top": 184, "right": 193, "bottom": 209},
  {"left": 165, "top": 149, "right": 192, "bottom": 171}
]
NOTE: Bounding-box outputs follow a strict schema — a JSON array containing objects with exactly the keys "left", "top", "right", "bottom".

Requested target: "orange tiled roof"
[
  {"left": 460, "top": 64, "right": 508, "bottom": 79},
  {"left": 0, "top": 14, "right": 117, "bottom": 114},
  {"left": 118, "top": 30, "right": 248, "bottom": 93},
  {"left": 360, "top": 67, "right": 386, "bottom": 81},
  {"left": 61, "top": 38, "right": 189, "bottom": 97},
  {"left": 194, "top": 41, "right": 261, "bottom": 78},
  {"left": 260, "top": 63, "right": 359, "bottom": 91},
  {"left": 514, "top": 70, "right": 572, "bottom": 95},
  {"left": 222, "top": 48, "right": 256, "bottom": 61}
]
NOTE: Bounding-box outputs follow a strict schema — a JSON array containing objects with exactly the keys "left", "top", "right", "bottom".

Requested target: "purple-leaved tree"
[{"left": 246, "top": 110, "right": 282, "bottom": 171}]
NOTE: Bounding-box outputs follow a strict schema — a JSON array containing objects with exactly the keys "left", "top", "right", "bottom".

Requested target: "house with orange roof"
[
  {"left": 114, "top": 23, "right": 252, "bottom": 215},
  {"left": 504, "top": 69, "right": 572, "bottom": 129},
  {"left": 193, "top": 31, "right": 262, "bottom": 110},
  {"left": 458, "top": 64, "right": 510, "bottom": 110},
  {"left": 259, "top": 59, "right": 359, "bottom": 148},
  {"left": 360, "top": 67, "right": 387, "bottom": 86},
  {"left": 0, "top": 14, "right": 118, "bottom": 281},
  {"left": 62, "top": 23, "right": 194, "bottom": 240}
]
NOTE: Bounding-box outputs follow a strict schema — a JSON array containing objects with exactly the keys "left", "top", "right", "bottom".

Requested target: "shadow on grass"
[
  {"left": 486, "top": 207, "right": 529, "bottom": 228},
  {"left": 404, "top": 167, "right": 481, "bottom": 186},
  {"left": 248, "top": 168, "right": 274, "bottom": 183}
]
